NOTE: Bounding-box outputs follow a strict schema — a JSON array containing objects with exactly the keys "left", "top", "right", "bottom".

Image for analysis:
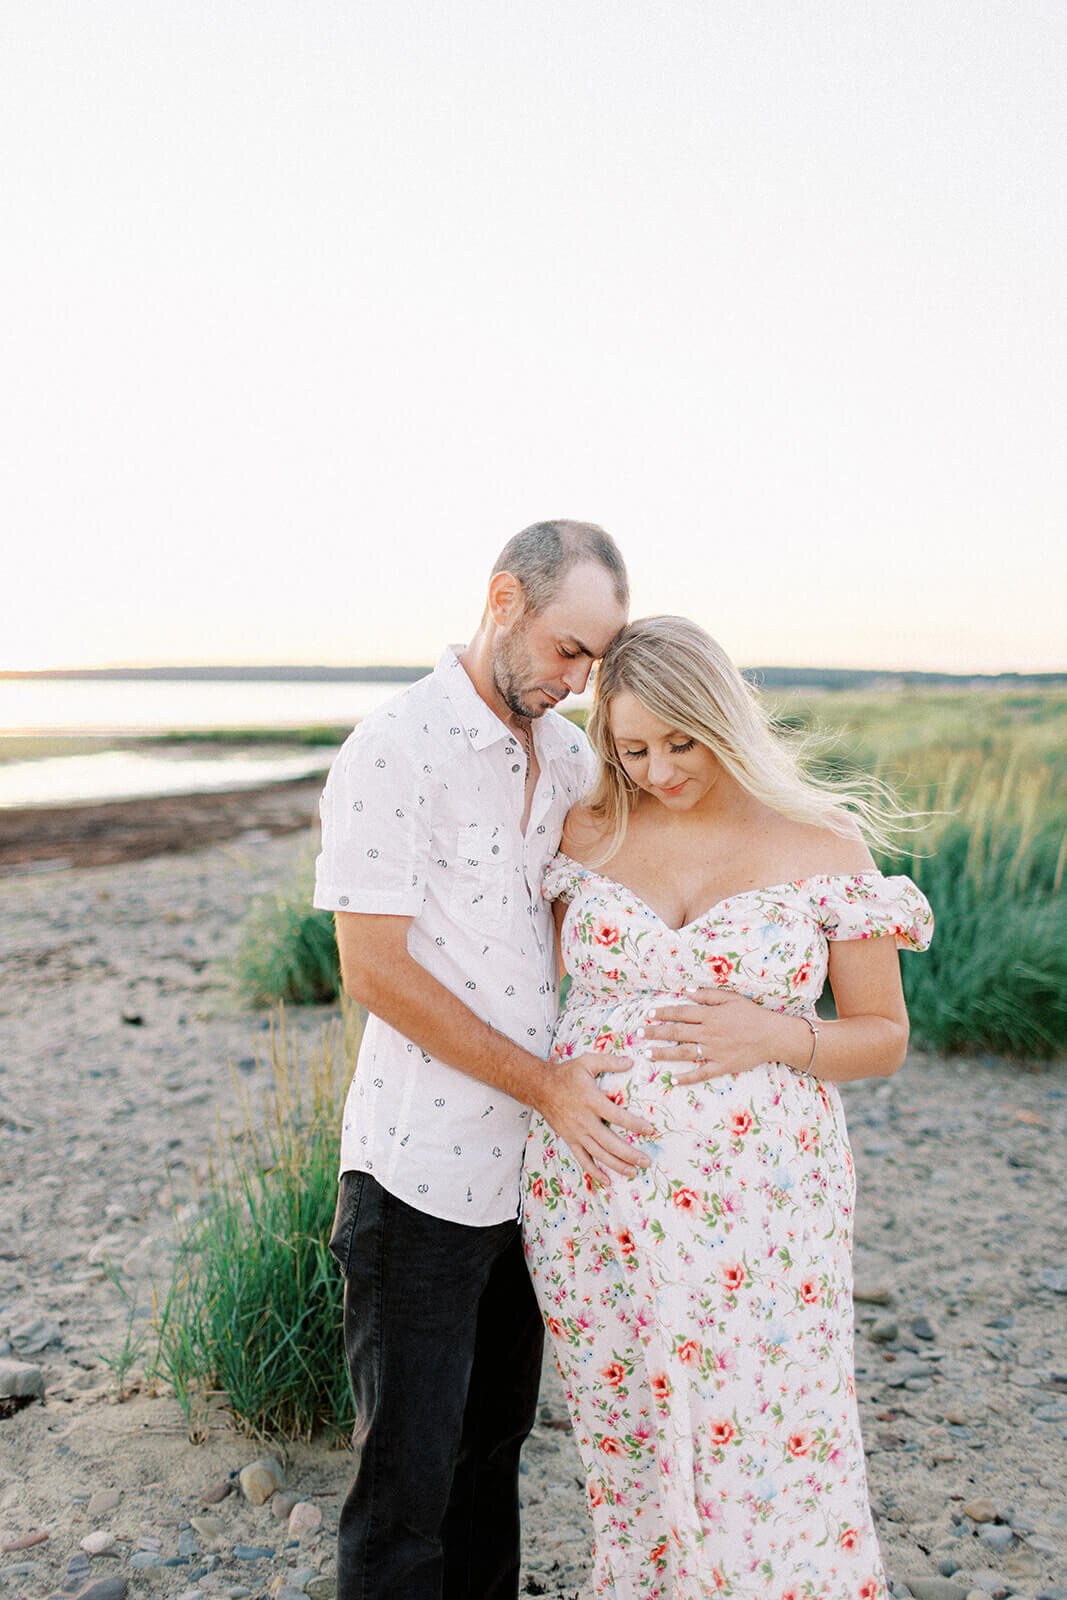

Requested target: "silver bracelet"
[{"left": 801, "top": 1017, "right": 819, "bottom": 1075}]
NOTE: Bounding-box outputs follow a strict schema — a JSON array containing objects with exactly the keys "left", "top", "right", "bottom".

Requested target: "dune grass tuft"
[{"left": 150, "top": 1005, "right": 358, "bottom": 1441}]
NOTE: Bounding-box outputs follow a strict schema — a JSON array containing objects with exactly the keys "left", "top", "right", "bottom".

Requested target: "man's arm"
[{"left": 336, "top": 911, "right": 652, "bottom": 1181}]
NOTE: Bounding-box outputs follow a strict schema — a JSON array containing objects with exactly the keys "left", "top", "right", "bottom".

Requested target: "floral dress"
[{"left": 523, "top": 855, "right": 933, "bottom": 1600}]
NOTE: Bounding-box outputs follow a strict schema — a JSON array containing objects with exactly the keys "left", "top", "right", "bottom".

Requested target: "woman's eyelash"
[{"left": 621, "top": 739, "right": 696, "bottom": 759}]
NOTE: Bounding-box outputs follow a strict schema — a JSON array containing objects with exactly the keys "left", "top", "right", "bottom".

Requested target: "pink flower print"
[
  {"left": 720, "top": 1262, "right": 745, "bottom": 1292},
  {"left": 793, "top": 962, "right": 811, "bottom": 987},
  {"left": 601, "top": 1360, "right": 626, "bottom": 1390},
  {"left": 593, "top": 1031, "right": 615, "bottom": 1052},
  {"left": 709, "top": 1418, "right": 734, "bottom": 1447},
  {"left": 600, "top": 1435, "right": 626, "bottom": 1456},
  {"left": 730, "top": 1110, "right": 753, "bottom": 1137},
  {"left": 651, "top": 1372, "right": 672, "bottom": 1404},
  {"left": 787, "top": 1430, "right": 812, "bottom": 1458},
  {"left": 797, "top": 1126, "right": 815, "bottom": 1152},
  {"left": 859, "top": 1583, "right": 880, "bottom": 1600},
  {"left": 707, "top": 955, "right": 733, "bottom": 982},
  {"left": 672, "top": 1186, "right": 700, "bottom": 1211},
  {"left": 595, "top": 919, "right": 620, "bottom": 946},
  {"left": 800, "top": 1277, "right": 820, "bottom": 1304}
]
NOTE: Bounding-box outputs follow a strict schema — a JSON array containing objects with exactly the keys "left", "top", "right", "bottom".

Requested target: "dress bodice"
[{"left": 544, "top": 853, "right": 934, "bottom": 1019}]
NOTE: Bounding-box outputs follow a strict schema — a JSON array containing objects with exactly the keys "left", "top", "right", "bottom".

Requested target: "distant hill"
[{"left": 2, "top": 664, "right": 1065, "bottom": 690}]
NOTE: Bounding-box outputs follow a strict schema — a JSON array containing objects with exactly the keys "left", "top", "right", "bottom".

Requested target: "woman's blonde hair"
[{"left": 585, "top": 615, "right": 908, "bottom": 859}]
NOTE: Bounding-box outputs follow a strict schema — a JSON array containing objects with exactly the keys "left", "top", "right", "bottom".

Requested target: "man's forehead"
[{"left": 540, "top": 567, "right": 627, "bottom": 656}]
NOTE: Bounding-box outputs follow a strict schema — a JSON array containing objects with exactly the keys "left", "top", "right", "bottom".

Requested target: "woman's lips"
[{"left": 657, "top": 779, "right": 688, "bottom": 795}]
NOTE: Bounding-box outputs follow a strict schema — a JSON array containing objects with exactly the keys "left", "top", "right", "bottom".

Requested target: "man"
[{"left": 313, "top": 520, "right": 652, "bottom": 1600}]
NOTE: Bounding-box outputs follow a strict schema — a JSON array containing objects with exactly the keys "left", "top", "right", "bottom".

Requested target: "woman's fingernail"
[{"left": 635, "top": 1026, "right": 645, "bottom": 1038}]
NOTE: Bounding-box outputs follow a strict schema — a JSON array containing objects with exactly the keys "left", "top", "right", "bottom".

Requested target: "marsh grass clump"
[
  {"left": 150, "top": 1005, "right": 359, "bottom": 1441},
  {"left": 235, "top": 881, "right": 341, "bottom": 1006}
]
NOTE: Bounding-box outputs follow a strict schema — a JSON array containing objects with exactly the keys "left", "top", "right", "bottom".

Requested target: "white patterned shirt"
[{"left": 313, "top": 647, "right": 598, "bottom": 1225}]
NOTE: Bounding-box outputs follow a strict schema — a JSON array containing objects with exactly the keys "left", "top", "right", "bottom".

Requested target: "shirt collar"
[{"left": 434, "top": 645, "right": 583, "bottom": 762}]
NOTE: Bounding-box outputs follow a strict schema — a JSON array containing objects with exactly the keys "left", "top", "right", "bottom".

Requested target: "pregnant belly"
[{"left": 545, "top": 988, "right": 853, "bottom": 1196}]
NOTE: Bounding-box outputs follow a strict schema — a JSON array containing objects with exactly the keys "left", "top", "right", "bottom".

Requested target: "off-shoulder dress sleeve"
[
  {"left": 814, "top": 873, "right": 934, "bottom": 951},
  {"left": 542, "top": 853, "right": 592, "bottom": 906}
]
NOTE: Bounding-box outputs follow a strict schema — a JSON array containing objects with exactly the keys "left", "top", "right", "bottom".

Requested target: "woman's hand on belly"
[{"left": 637, "top": 987, "right": 813, "bottom": 1084}]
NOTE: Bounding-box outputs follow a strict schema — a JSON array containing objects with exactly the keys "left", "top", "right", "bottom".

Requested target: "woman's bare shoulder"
[
  {"left": 560, "top": 805, "right": 613, "bottom": 865},
  {"left": 777, "top": 816, "right": 876, "bottom": 879}
]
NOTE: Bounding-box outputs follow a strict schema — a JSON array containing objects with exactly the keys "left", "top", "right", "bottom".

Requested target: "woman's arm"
[{"left": 641, "top": 934, "right": 910, "bottom": 1085}]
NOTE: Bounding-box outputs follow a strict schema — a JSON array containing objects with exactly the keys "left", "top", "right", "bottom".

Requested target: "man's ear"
[{"left": 487, "top": 569, "right": 526, "bottom": 628}]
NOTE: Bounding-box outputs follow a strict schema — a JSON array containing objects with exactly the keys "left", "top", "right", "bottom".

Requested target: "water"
[
  {"left": 0, "top": 677, "right": 417, "bottom": 735},
  {"left": 0, "top": 748, "right": 339, "bottom": 809},
  {"left": 0, "top": 677, "right": 414, "bottom": 807}
]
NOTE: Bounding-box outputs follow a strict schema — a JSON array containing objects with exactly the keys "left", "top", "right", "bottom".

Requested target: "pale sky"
[{"left": 3, "top": 2, "right": 1064, "bottom": 674}]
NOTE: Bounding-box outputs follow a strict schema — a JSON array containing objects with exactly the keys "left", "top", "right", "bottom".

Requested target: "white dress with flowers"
[{"left": 523, "top": 856, "right": 933, "bottom": 1600}]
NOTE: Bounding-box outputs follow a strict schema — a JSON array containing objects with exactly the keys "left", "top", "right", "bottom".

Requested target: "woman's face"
[{"left": 607, "top": 690, "right": 721, "bottom": 810}]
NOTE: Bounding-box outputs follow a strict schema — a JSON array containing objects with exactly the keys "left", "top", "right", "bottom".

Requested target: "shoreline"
[{"left": 0, "top": 775, "right": 324, "bottom": 873}]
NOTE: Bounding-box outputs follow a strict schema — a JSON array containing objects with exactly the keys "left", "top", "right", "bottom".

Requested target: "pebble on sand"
[
  {"left": 0, "top": 1358, "right": 45, "bottom": 1401},
  {"left": 201, "top": 1480, "right": 234, "bottom": 1505},
  {"left": 79, "top": 1532, "right": 118, "bottom": 1556},
  {"left": 961, "top": 1498, "right": 1000, "bottom": 1523},
  {"left": 898, "top": 1578, "right": 970, "bottom": 1600},
  {"left": 271, "top": 1490, "right": 300, "bottom": 1521},
  {"left": 1, "top": 1531, "right": 49, "bottom": 1553},
  {"left": 288, "top": 1502, "right": 323, "bottom": 1539},
  {"left": 239, "top": 1457, "right": 286, "bottom": 1506},
  {"left": 87, "top": 1490, "right": 121, "bottom": 1518}
]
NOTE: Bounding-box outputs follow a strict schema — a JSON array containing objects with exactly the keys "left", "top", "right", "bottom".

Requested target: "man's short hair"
[{"left": 492, "top": 520, "right": 629, "bottom": 617}]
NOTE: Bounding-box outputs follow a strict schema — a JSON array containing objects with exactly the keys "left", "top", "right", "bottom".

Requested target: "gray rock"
[
  {"left": 305, "top": 1579, "right": 336, "bottom": 1600},
  {"left": 977, "top": 1524, "right": 1015, "bottom": 1552},
  {"left": 274, "top": 1589, "right": 309, "bottom": 1600},
  {"left": 870, "top": 1318, "right": 900, "bottom": 1343},
  {"left": 177, "top": 1530, "right": 198, "bottom": 1558},
  {"left": 271, "top": 1491, "right": 300, "bottom": 1521},
  {"left": 67, "top": 1552, "right": 91, "bottom": 1577},
  {"left": 128, "top": 1551, "right": 162, "bottom": 1569},
  {"left": 0, "top": 1358, "right": 45, "bottom": 1400},
  {"left": 855, "top": 1284, "right": 893, "bottom": 1304},
  {"left": 233, "top": 1546, "right": 275, "bottom": 1561},
  {"left": 911, "top": 1315, "right": 937, "bottom": 1340},
  {"left": 10, "top": 1316, "right": 62, "bottom": 1354},
  {"left": 937, "top": 1558, "right": 961, "bottom": 1576},
  {"left": 1038, "top": 1268, "right": 1067, "bottom": 1293},
  {"left": 66, "top": 1580, "right": 128, "bottom": 1600},
  {"left": 239, "top": 1457, "right": 285, "bottom": 1506},
  {"left": 288, "top": 1567, "right": 317, "bottom": 1589},
  {"left": 1027, "top": 1535, "right": 1061, "bottom": 1557},
  {"left": 897, "top": 1580, "right": 970, "bottom": 1600},
  {"left": 87, "top": 1490, "right": 121, "bottom": 1517}
]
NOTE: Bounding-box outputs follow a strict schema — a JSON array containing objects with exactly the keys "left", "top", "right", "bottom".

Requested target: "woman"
[{"left": 523, "top": 617, "right": 933, "bottom": 1600}]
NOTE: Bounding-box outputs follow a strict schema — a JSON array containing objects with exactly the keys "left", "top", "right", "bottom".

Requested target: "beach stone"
[
  {"left": 898, "top": 1580, "right": 970, "bottom": 1600},
  {"left": 233, "top": 1545, "right": 275, "bottom": 1561},
  {"left": 936, "top": 1557, "right": 961, "bottom": 1575},
  {"left": 870, "top": 1318, "right": 899, "bottom": 1343},
  {"left": 271, "top": 1491, "right": 300, "bottom": 1521},
  {"left": 912, "top": 1315, "right": 937, "bottom": 1341},
  {"left": 273, "top": 1589, "right": 308, "bottom": 1600},
  {"left": 68, "top": 1552, "right": 92, "bottom": 1578},
  {"left": 305, "top": 1579, "right": 336, "bottom": 1600},
  {"left": 2, "top": 1531, "right": 49, "bottom": 1552},
  {"left": 201, "top": 1480, "right": 233, "bottom": 1505},
  {"left": 129, "top": 1551, "right": 163, "bottom": 1569},
  {"left": 239, "top": 1457, "right": 285, "bottom": 1505},
  {"left": 88, "top": 1490, "right": 121, "bottom": 1517},
  {"left": 978, "top": 1524, "right": 1015, "bottom": 1553},
  {"left": 962, "top": 1499, "right": 1000, "bottom": 1523},
  {"left": 178, "top": 1530, "right": 199, "bottom": 1558},
  {"left": 67, "top": 1581, "right": 128, "bottom": 1600},
  {"left": 189, "top": 1517, "right": 227, "bottom": 1542},
  {"left": 287, "top": 1568, "right": 317, "bottom": 1590},
  {"left": 10, "top": 1316, "right": 62, "bottom": 1354},
  {"left": 855, "top": 1283, "right": 893, "bottom": 1304},
  {"left": 80, "top": 1532, "right": 117, "bottom": 1557},
  {"left": 1038, "top": 1268, "right": 1067, "bottom": 1293},
  {"left": 288, "top": 1503, "right": 323, "bottom": 1539},
  {"left": 0, "top": 1358, "right": 45, "bottom": 1400}
]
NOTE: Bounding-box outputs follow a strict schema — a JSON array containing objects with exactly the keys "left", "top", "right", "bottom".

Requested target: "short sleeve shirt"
[{"left": 313, "top": 647, "right": 598, "bottom": 1225}]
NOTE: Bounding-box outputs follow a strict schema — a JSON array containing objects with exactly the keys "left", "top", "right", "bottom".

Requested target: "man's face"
[{"left": 492, "top": 563, "right": 628, "bottom": 721}]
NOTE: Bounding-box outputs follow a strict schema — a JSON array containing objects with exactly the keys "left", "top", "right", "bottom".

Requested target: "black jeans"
[{"left": 328, "top": 1171, "right": 544, "bottom": 1600}]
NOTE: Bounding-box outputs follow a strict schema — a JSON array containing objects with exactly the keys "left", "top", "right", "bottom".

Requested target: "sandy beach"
[{"left": 1, "top": 796, "right": 1065, "bottom": 1600}]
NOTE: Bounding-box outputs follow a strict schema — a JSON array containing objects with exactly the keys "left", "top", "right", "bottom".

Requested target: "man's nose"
[{"left": 562, "top": 660, "right": 593, "bottom": 696}]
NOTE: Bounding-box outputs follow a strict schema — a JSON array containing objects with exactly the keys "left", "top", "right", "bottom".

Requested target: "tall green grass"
[
  {"left": 234, "top": 886, "right": 341, "bottom": 1006},
  {"left": 150, "top": 1006, "right": 358, "bottom": 1441}
]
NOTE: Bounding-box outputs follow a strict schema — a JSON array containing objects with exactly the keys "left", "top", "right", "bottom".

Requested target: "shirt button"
[
  {"left": 511, "top": 763, "right": 521, "bottom": 772},
  {"left": 491, "top": 845, "right": 500, "bottom": 854}
]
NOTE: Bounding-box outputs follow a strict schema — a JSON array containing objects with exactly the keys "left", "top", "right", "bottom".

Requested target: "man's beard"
[{"left": 492, "top": 625, "right": 547, "bottom": 722}]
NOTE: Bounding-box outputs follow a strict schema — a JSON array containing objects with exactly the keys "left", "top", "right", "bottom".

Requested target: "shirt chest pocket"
[{"left": 447, "top": 820, "right": 514, "bottom": 935}]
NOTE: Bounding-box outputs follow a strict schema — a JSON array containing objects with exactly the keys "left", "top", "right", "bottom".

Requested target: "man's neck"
[{"left": 456, "top": 634, "right": 529, "bottom": 738}]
